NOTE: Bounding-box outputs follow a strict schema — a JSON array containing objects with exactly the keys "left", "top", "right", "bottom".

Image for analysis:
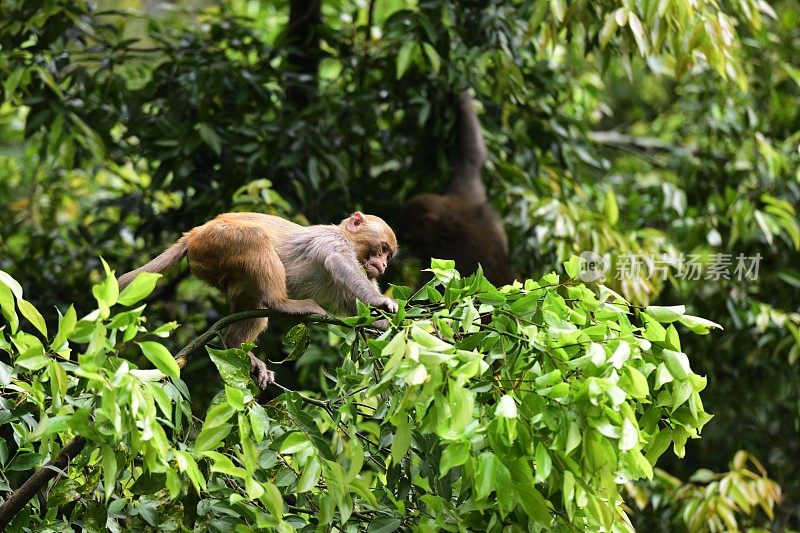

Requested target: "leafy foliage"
[
  {"left": 2, "top": 0, "right": 799, "bottom": 528},
  {"left": 1, "top": 260, "right": 719, "bottom": 530},
  {"left": 627, "top": 451, "right": 782, "bottom": 532}
]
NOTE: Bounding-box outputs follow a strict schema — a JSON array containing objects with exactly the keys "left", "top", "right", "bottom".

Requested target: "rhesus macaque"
[
  {"left": 118, "top": 212, "right": 398, "bottom": 388},
  {"left": 399, "top": 91, "right": 514, "bottom": 286}
]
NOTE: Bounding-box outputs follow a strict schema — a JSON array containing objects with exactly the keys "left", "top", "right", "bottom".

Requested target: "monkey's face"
[
  {"left": 363, "top": 242, "right": 394, "bottom": 279},
  {"left": 342, "top": 211, "right": 398, "bottom": 279}
]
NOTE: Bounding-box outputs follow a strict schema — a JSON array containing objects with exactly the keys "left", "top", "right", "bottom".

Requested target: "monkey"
[
  {"left": 399, "top": 91, "right": 514, "bottom": 286},
  {"left": 117, "top": 211, "right": 398, "bottom": 388}
]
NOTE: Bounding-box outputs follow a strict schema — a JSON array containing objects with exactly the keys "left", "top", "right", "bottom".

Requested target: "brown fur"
[
  {"left": 399, "top": 91, "right": 514, "bottom": 286},
  {"left": 118, "top": 212, "right": 398, "bottom": 388}
]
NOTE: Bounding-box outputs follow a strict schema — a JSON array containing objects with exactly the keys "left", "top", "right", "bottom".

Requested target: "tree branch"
[
  {"left": 173, "top": 309, "right": 347, "bottom": 368},
  {"left": 0, "top": 437, "right": 87, "bottom": 530}
]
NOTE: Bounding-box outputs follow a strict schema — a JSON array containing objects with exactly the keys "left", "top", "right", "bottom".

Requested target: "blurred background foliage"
[{"left": 0, "top": 0, "right": 798, "bottom": 529}]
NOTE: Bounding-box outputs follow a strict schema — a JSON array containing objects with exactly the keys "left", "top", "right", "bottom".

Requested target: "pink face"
[
  {"left": 365, "top": 242, "right": 393, "bottom": 278},
  {"left": 344, "top": 211, "right": 397, "bottom": 278}
]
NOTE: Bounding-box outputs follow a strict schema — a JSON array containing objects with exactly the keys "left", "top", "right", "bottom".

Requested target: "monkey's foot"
[
  {"left": 371, "top": 318, "right": 390, "bottom": 331},
  {"left": 249, "top": 354, "right": 276, "bottom": 389}
]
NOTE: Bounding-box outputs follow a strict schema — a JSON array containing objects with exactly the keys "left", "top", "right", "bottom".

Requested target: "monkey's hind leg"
[{"left": 223, "top": 306, "right": 274, "bottom": 389}]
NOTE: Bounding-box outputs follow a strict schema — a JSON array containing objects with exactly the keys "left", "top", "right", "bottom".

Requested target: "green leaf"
[
  {"left": 628, "top": 12, "right": 648, "bottom": 55},
  {"left": 248, "top": 403, "right": 270, "bottom": 442},
  {"left": 367, "top": 518, "right": 402, "bottom": 533},
  {"left": 4, "top": 67, "right": 25, "bottom": 95},
  {"left": 0, "top": 269, "right": 23, "bottom": 299},
  {"left": 474, "top": 452, "right": 498, "bottom": 500},
  {"left": 644, "top": 305, "right": 686, "bottom": 323},
  {"left": 664, "top": 324, "right": 681, "bottom": 351},
  {"left": 0, "top": 282, "right": 18, "bottom": 334},
  {"left": 622, "top": 366, "right": 649, "bottom": 398},
  {"left": 284, "top": 396, "right": 336, "bottom": 461},
  {"left": 619, "top": 418, "right": 639, "bottom": 451},
  {"left": 205, "top": 402, "right": 236, "bottom": 428},
  {"left": 604, "top": 189, "right": 619, "bottom": 225},
  {"left": 510, "top": 461, "right": 551, "bottom": 524},
  {"left": 421, "top": 43, "right": 441, "bottom": 73},
  {"left": 129, "top": 472, "right": 167, "bottom": 495},
  {"left": 662, "top": 349, "right": 691, "bottom": 379},
  {"left": 391, "top": 414, "right": 411, "bottom": 462},
  {"left": 509, "top": 293, "right": 540, "bottom": 316},
  {"left": 534, "top": 443, "right": 552, "bottom": 482},
  {"left": 117, "top": 272, "right": 162, "bottom": 306},
  {"left": 199, "top": 123, "right": 222, "bottom": 156},
  {"left": 535, "top": 369, "right": 562, "bottom": 387},
  {"left": 550, "top": 0, "right": 566, "bottom": 23},
  {"left": 599, "top": 14, "right": 619, "bottom": 48},
  {"left": 260, "top": 481, "right": 284, "bottom": 517},
  {"left": 225, "top": 385, "right": 245, "bottom": 410},
  {"left": 296, "top": 456, "right": 321, "bottom": 493},
  {"left": 245, "top": 477, "right": 264, "bottom": 500},
  {"left": 440, "top": 441, "right": 470, "bottom": 475},
  {"left": 645, "top": 428, "right": 673, "bottom": 463},
  {"left": 18, "top": 298, "right": 47, "bottom": 337},
  {"left": 137, "top": 341, "right": 180, "bottom": 379},
  {"left": 563, "top": 256, "right": 581, "bottom": 279},
  {"left": 16, "top": 343, "right": 48, "bottom": 371},
  {"left": 50, "top": 305, "right": 77, "bottom": 350},
  {"left": 92, "top": 258, "right": 119, "bottom": 318},
  {"left": 677, "top": 314, "right": 723, "bottom": 334},
  {"left": 204, "top": 451, "right": 248, "bottom": 478},
  {"left": 476, "top": 290, "right": 506, "bottom": 306},
  {"left": 654, "top": 363, "right": 673, "bottom": 388},
  {"left": 282, "top": 323, "right": 310, "bottom": 362},
  {"left": 29, "top": 415, "right": 70, "bottom": 441},
  {"left": 0, "top": 361, "right": 10, "bottom": 387},
  {"left": 195, "top": 423, "right": 232, "bottom": 453},
  {"left": 207, "top": 347, "right": 250, "bottom": 388},
  {"left": 280, "top": 432, "right": 312, "bottom": 454},
  {"left": 7, "top": 453, "right": 43, "bottom": 471},
  {"left": 102, "top": 445, "right": 118, "bottom": 501},
  {"left": 404, "top": 364, "right": 428, "bottom": 385},
  {"left": 396, "top": 41, "right": 417, "bottom": 79},
  {"left": 495, "top": 395, "right": 517, "bottom": 418},
  {"left": 175, "top": 451, "right": 206, "bottom": 493},
  {"left": 410, "top": 326, "right": 451, "bottom": 351}
]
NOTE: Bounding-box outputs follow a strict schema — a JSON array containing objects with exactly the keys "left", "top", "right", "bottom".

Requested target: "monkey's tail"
[{"left": 117, "top": 236, "right": 189, "bottom": 289}]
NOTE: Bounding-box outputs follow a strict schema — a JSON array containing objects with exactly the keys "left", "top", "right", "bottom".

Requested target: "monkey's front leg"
[{"left": 323, "top": 255, "right": 398, "bottom": 312}]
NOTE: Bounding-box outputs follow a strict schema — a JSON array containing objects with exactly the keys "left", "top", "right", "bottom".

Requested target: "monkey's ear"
[{"left": 346, "top": 211, "right": 366, "bottom": 232}]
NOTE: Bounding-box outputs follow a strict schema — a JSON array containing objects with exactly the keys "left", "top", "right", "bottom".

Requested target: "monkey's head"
[
  {"left": 397, "top": 193, "right": 449, "bottom": 253},
  {"left": 341, "top": 211, "right": 398, "bottom": 279}
]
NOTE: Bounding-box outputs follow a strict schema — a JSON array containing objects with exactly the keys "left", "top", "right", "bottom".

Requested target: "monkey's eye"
[{"left": 381, "top": 243, "right": 392, "bottom": 258}]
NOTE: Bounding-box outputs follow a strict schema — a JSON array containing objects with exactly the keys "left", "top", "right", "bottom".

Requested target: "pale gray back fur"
[{"left": 280, "top": 224, "right": 367, "bottom": 314}]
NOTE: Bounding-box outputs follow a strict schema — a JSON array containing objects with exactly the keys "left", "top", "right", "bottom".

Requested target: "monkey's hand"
[
  {"left": 248, "top": 352, "right": 275, "bottom": 389},
  {"left": 377, "top": 296, "right": 398, "bottom": 313}
]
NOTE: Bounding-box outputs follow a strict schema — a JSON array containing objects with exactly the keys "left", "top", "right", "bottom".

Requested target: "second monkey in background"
[{"left": 399, "top": 91, "right": 514, "bottom": 286}]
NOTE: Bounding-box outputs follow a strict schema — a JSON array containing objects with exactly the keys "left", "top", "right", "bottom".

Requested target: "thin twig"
[{"left": 174, "top": 309, "right": 347, "bottom": 368}]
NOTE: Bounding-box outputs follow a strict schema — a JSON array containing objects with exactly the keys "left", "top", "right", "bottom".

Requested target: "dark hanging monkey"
[{"left": 399, "top": 91, "right": 514, "bottom": 286}]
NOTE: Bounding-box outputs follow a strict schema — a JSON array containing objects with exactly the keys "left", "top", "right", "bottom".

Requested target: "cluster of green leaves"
[
  {"left": 627, "top": 451, "right": 782, "bottom": 531},
  {"left": 2, "top": 0, "right": 800, "bottom": 528},
  {"left": 1, "top": 259, "right": 719, "bottom": 530}
]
